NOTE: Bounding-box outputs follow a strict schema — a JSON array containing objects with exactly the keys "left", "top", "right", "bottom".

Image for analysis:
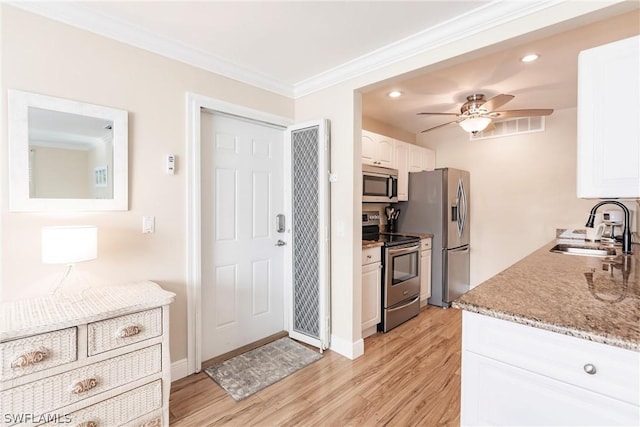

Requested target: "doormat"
[{"left": 204, "top": 337, "right": 322, "bottom": 401}]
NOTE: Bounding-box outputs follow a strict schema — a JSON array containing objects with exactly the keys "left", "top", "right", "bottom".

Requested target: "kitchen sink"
[{"left": 549, "top": 244, "right": 617, "bottom": 257}]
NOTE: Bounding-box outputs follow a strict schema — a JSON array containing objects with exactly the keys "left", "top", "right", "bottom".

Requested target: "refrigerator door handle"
[{"left": 459, "top": 178, "right": 468, "bottom": 236}]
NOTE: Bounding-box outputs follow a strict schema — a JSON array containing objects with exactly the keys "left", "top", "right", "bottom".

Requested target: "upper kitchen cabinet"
[
  {"left": 577, "top": 35, "right": 640, "bottom": 199},
  {"left": 396, "top": 141, "right": 410, "bottom": 201},
  {"left": 409, "top": 144, "right": 435, "bottom": 173},
  {"left": 394, "top": 140, "right": 435, "bottom": 202},
  {"left": 362, "top": 129, "right": 395, "bottom": 168}
]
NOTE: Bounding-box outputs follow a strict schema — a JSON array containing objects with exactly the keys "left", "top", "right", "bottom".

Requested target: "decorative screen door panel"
[
  {"left": 286, "top": 120, "right": 330, "bottom": 350},
  {"left": 201, "top": 111, "right": 285, "bottom": 361}
]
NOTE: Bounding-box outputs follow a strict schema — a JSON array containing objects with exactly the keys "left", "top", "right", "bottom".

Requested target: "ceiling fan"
[{"left": 418, "top": 93, "right": 553, "bottom": 134}]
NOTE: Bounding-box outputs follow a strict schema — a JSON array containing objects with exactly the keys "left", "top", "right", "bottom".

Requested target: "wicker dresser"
[{"left": 0, "top": 282, "right": 175, "bottom": 427}]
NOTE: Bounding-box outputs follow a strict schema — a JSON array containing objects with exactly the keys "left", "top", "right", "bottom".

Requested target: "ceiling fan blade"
[
  {"left": 420, "top": 120, "right": 459, "bottom": 133},
  {"left": 490, "top": 109, "right": 554, "bottom": 118},
  {"left": 481, "top": 94, "right": 514, "bottom": 112},
  {"left": 417, "top": 112, "right": 460, "bottom": 116}
]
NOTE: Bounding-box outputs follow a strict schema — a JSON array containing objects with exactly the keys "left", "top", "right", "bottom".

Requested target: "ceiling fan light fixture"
[
  {"left": 521, "top": 53, "right": 539, "bottom": 63},
  {"left": 459, "top": 116, "right": 491, "bottom": 133},
  {"left": 387, "top": 90, "right": 403, "bottom": 98}
]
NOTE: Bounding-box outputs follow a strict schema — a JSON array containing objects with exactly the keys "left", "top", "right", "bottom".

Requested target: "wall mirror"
[{"left": 8, "top": 90, "right": 128, "bottom": 211}]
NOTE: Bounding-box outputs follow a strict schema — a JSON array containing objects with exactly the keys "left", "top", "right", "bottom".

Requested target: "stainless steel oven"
[
  {"left": 382, "top": 241, "right": 420, "bottom": 332},
  {"left": 363, "top": 210, "right": 421, "bottom": 333},
  {"left": 363, "top": 165, "right": 398, "bottom": 203}
]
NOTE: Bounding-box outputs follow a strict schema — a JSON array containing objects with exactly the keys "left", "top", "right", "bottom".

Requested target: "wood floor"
[{"left": 169, "top": 306, "right": 462, "bottom": 426}]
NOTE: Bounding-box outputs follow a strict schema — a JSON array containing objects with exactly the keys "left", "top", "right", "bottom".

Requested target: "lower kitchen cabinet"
[
  {"left": 420, "top": 238, "right": 432, "bottom": 306},
  {"left": 362, "top": 246, "right": 382, "bottom": 338},
  {"left": 460, "top": 311, "right": 640, "bottom": 426}
]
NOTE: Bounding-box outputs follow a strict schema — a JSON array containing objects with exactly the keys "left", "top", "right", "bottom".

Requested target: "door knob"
[{"left": 275, "top": 240, "right": 286, "bottom": 246}]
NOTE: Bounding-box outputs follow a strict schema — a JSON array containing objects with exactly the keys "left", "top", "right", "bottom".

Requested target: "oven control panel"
[{"left": 362, "top": 211, "right": 380, "bottom": 226}]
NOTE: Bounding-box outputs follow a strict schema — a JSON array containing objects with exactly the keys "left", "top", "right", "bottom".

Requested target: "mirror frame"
[{"left": 8, "top": 90, "right": 128, "bottom": 212}]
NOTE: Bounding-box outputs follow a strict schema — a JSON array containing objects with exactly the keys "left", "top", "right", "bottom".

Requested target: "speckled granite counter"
[
  {"left": 453, "top": 240, "right": 640, "bottom": 351},
  {"left": 363, "top": 240, "right": 384, "bottom": 249}
]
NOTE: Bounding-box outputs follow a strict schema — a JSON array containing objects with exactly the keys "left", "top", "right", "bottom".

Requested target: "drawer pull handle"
[
  {"left": 118, "top": 325, "right": 140, "bottom": 338},
  {"left": 367, "top": 255, "right": 372, "bottom": 259},
  {"left": 77, "top": 422, "right": 97, "bottom": 427},
  {"left": 71, "top": 378, "right": 98, "bottom": 394},
  {"left": 139, "top": 417, "right": 161, "bottom": 427},
  {"left": 583, "top": 363, "right": 597, "bottom": 375},
  {"left": 11, "top": 349, "right": 48, "bottom": 368}
]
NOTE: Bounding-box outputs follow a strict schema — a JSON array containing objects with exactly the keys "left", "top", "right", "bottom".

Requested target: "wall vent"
[{"left": 470, "top": 116, "right": 546, "bottom": 141}]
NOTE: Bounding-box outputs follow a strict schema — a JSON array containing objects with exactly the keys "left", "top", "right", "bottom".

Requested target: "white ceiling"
[
  {"left": 11, "top": 1, "right": 639, "bottom": 134},
  {"left": 362, "top": 6, "right": 640, "bottom": 134}
]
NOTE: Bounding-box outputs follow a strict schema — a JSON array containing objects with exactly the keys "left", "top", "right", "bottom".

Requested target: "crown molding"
[
  {"left": 8, "top": 1, "right": 295, "bottom": 98},
  {"left": 293, "top": 0, "right": 564, "bottom": 97},
  {"left": 10, "top": 1, "right": 567, "bottom": 99}
]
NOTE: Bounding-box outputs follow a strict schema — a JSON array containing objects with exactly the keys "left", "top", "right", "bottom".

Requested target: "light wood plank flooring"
[{"left": 169, "top": 306, "right": 462, "bottom": 426}]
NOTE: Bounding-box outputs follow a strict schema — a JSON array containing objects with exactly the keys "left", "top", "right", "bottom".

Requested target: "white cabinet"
[
  {"left": 362, "top": 246, "right": 382, "bottom": 338},
  {"left": 0, "top": 282, "right": 175, "bottom": 427},
  {"left": 420, "top": 238, "right": 432, "bottom": 306},
  {"left": 362, "top": 130, "right": 395, "bottom": 168},
  {"left": 409, "top": 145, "right": 435, "bottom": 172},
  {"left": 395, "top": 141, "right": 410, "bottom": 201},
  {"left": 460, "top": 311, "right": 640, "bottom": 426},
  {"left": 391, "top": 139, "right": 436, "bottom": 202},
  {"left": 577, "top": 35, "right": 640, "bottom": 198}
]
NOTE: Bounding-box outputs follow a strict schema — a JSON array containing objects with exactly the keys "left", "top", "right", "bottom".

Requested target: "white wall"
[
  {"left": 31, "top": 146, "right": 89, "bottom": 198},
  {"left": 1, "top": 5, "right": 294, "bottom": 364}
]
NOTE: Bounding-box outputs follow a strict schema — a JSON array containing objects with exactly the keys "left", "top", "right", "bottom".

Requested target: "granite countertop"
[
  {"left": 363, "top": 240, "right": 384, "bottom": 249},
  {"left": 453, "top": 240, "right": 640, "bottom": 351}
]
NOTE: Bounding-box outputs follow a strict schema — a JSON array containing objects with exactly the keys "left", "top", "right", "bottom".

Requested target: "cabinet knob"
[
  {"left": 583, "top": 363, "right": 597, "bottom": 375},
  {"left": 367, "top": 255, "right": 372, "bottom": 259}
]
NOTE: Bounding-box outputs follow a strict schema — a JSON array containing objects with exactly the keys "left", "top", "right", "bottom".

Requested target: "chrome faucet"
[{"left": 585, "top": 201, "right": 632, "bottom": 254}]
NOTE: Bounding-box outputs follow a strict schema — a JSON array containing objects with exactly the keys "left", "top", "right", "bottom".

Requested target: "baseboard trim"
[
  {"left": 330, "top": 334, "right": 364, "bottom": 360},
  {"left": 171, "top": 358, "right": 189, "bottom": 382}
]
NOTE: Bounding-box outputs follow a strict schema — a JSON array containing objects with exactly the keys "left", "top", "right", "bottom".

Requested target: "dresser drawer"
[
  {"left": 463, "top": 311, "right": 640, "bottom": 405},
  {"left": 88, "top": 308, "right": 162, "bottom": 356},
  {"left": 1, "top": 344, "right": 161, "bottom": 422},
  {"left": 1, "top": 328, "right": 77, "bottom": 381},
  {"left": 39, "top": 380, "right": 162, "bottom": 427}
]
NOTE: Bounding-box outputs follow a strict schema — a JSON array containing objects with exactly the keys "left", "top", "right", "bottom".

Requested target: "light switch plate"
[{"left": 142, "top": 216, "right": 155, "bottom": 233}]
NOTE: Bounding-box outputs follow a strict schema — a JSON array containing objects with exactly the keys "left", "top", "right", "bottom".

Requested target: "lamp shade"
[
  {"left": 42, "top": 226, "right": 97, "bottom": 264},
  {"left": 459, "top": 116, "right": 492, "bottom": 133}
]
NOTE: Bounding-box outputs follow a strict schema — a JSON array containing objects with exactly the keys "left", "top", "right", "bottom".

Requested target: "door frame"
[{"left": 186, "top": 92, "right": 294, "bottom": 375}]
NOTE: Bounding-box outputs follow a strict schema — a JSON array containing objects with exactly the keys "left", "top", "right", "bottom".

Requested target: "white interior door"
[{"left": 201, "top": 111, "right": 286, "bottom": 361}]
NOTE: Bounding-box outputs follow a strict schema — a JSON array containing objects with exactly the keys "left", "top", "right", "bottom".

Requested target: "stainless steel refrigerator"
[{"left": 397, "top": 168, "right": 470, "bottom": 307}]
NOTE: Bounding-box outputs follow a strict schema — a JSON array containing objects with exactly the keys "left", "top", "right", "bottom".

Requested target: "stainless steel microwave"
[{"left": 363, "top": 164, "right": 398, "bottom": 203}]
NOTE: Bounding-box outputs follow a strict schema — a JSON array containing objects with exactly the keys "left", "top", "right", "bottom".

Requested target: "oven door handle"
[
  {"left": 387, "top": 244, "right": 420, "bottom": 256},
  {"left": 387, "top": 295, "right": 420, "bottom": 312}
]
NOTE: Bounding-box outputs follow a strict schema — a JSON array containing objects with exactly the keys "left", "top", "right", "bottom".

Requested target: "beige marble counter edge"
[
  {"left": 452, "top": 300, "right": 639, "bottom": 352},
  {"left": 362, "top": 241, "right": 384, "bottom": 249}
]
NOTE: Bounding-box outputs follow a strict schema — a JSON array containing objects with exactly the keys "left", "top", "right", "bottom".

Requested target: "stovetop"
[{"left": 362, "top": 232, "right": 420, "bottom": 247}]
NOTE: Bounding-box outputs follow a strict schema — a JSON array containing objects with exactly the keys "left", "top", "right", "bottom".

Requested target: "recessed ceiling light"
[
  {"left": 521, "top": 54, "right": 539, "bottom": 63},
  {"left": 388, "top": 90, "right": 403, "bottom": 98}
]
